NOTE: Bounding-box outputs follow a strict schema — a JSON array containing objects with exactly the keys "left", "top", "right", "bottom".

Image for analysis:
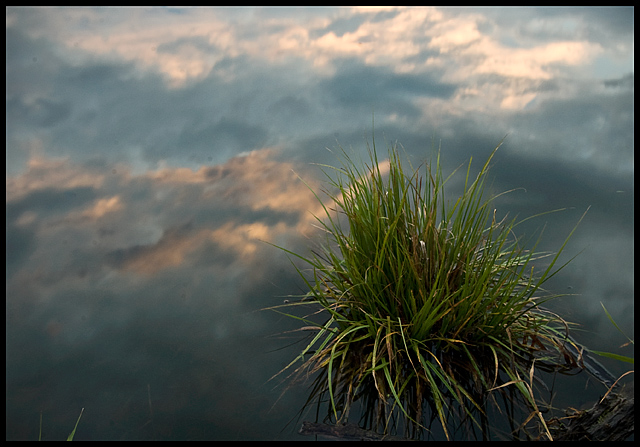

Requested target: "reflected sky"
[{"left": 6, "top": 7, "right": 634, "bottom": 440}]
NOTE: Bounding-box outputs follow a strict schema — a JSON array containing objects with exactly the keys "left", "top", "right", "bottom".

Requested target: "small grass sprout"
[
  {"left": 38, "top": 408, "right": 84, "bottom": 441},
  {"left": 272, "top": 136, "right": 587, "bottom": 440}
]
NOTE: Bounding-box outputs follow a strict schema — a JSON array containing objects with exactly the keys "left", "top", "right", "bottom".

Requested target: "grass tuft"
[{"left": 271, "top": 136, "right": 587, "bottom": 440}]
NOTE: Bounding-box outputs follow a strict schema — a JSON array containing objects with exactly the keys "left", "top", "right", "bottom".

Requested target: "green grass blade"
[{"left": 66, "top": 408, "right": 84, "bottom": 441}]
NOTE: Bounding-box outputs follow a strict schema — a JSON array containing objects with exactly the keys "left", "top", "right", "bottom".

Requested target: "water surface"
[{"left": 6, "top": 7, "right": 633, "bottom": 440}]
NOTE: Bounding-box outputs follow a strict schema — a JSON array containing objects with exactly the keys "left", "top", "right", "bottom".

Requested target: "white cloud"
[{"left": 6, "top": 6, "right": 620, "bottom": 114}]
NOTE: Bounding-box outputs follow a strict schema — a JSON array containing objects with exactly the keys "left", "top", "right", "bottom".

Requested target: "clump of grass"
[{"left": 273, "top": 137, "right": 586, "bottom": 440}]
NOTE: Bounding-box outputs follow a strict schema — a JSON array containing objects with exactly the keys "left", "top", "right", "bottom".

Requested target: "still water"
[{"left": 6, "top": 7, "right": 633, "bottom": 440}]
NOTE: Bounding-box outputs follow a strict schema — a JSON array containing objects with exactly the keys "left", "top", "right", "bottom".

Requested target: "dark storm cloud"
[
  {"left": 6, "top": 24, "right": 276, "bottom": 173},
  {"left": 5, "top": 26, "right": 61, "bottom": 88},
  {"left": 7, "top": 96, "right": 73, "bottom": 128},
  {"left": 460, "top": 6, "right": 634, "bottom": 46},
  {"left": 308, "top": 7, "right": 399, "bottom": 40},
  {"left": 177, "top": 117, "right": 268, "bottom": 158},
  {"left": 266, "top": 95, "right": 311, "bottom": 123},
  {"left": 603, "top": 72, "right": 634, "bottom": 89},
  {"left": 7, "top": 27, "right": 156, "bottom": 168},
  {"left": 320, "top": 61, "right": 456, "bottom": 113},
  {"left": 507, "top": 76, "right": 634, "bottom": 179},
  {"left": 536, "top": 6, "right": 635, "bottom": 39},
  {"left": 7, "top": 186, "right": 97, "bottom": 219},
  {"left": 156, "top": 34, "right": 218, "bottom": 55}
]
